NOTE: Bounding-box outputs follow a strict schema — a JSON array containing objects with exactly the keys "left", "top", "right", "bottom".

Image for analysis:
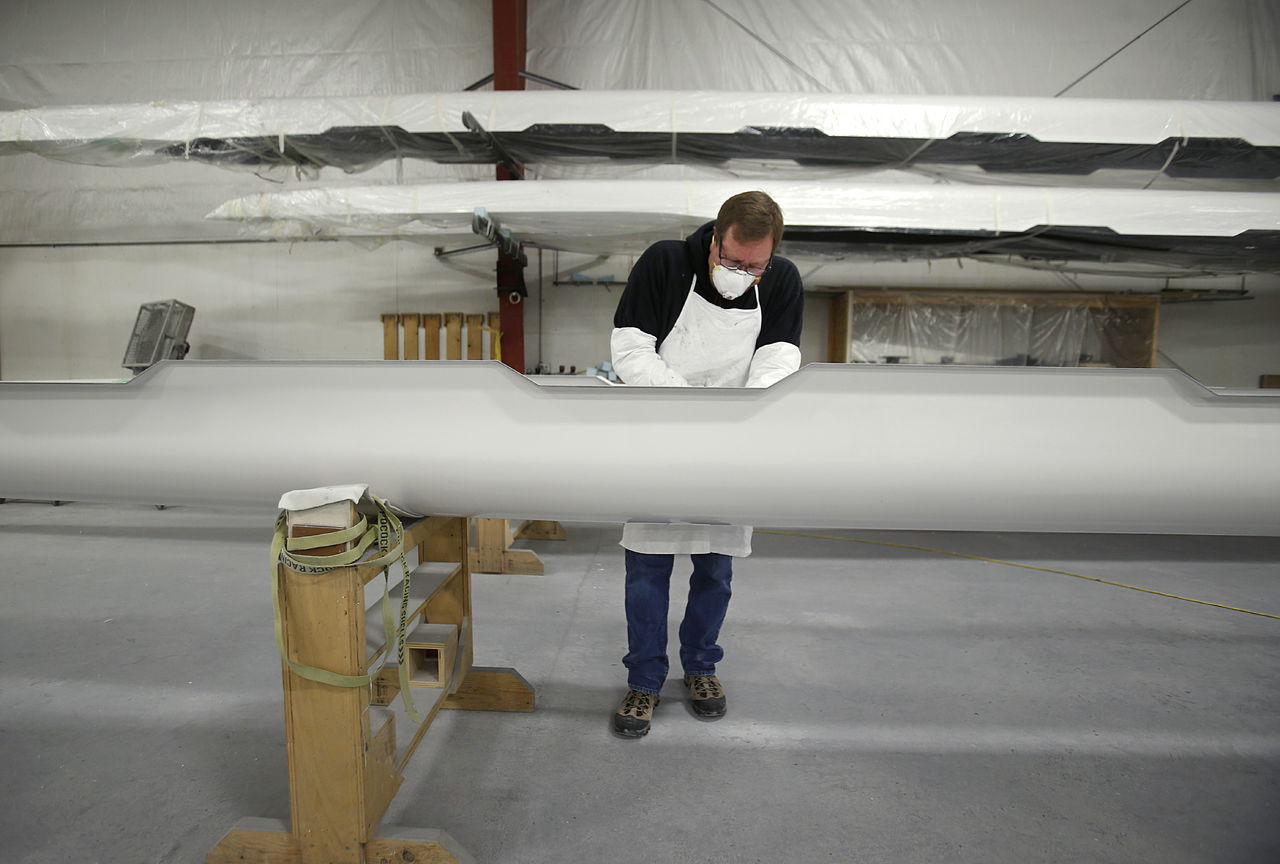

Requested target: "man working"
[{"left": 608, "top": 190, "right": 804, "bottom": 738}]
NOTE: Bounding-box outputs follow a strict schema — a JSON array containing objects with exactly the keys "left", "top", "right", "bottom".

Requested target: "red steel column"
[{"left": 493, "top": 0, "right": 527, "bottom": 372}]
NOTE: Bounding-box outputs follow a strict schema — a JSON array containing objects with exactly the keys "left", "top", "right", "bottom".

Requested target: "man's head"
[
  {"left": 713, "top": 190, "right": 783, "bottom": 256},
  {"left": 709, "top": 191, "right": 783, "bottom": 299}
]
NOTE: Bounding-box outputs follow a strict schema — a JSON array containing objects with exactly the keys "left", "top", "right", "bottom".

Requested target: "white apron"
[{"left": 621, "top": 276, "right": 761, "bottom": 557}]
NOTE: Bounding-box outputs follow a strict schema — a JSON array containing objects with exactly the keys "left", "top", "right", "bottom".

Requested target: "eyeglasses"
[{"left": 714, "top": 237, "right": 771, "bottom": 278}]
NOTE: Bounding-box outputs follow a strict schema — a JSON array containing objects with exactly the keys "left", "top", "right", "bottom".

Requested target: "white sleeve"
[
  {"left": 610, "top": 327, "right": 690, "bottom": 386},
  {"left": 745, "top": 342, "right": 802, "bottom": 388}
]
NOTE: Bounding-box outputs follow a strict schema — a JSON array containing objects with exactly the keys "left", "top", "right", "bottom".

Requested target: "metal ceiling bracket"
[{"left": 472, "top": 207, "right": 527, "bottom": 267}]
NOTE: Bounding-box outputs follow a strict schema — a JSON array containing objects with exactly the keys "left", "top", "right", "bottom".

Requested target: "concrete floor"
[{"left": 0, "top": 501, "right": 1277, "bottom": 864}]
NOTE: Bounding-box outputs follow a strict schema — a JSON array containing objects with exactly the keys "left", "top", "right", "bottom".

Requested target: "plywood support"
[
  {"left": 205, "top": 513, "right": 532, "bottom": 864},
  {"left": 444, "top": 666, "right": 535, "bottom": 713}
]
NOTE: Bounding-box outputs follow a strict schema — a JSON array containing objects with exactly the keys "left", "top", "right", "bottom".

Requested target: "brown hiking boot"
[
  {"left": 683, "top": 675, "right": 727, "bottom": 719},
  {"left": 612, "top": 689, "right": 660, "bottom": 738}
]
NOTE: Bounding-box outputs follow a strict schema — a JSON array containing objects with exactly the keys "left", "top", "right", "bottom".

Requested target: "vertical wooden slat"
[
  {"left": 465, "top": 315, "right": 485, "bottom": 360},
  {"left": 422, "top": 314, "right": 442, "bottom": 360},
  {"left": 828, "top": 291, "right": 852, "bottom": 363},
  {"left": 381, "top": 315, "right": 400, "bottom": 360},
  {"left": 445, "top": 314, "right": 463, "bottom": 361},
  {"left": 401, "top": 314, "right": 420, "bottom": 362},
  {"left": 487, "top": 311, "right": 501, "bottom": 362},
  {"left": 1148, "top": 298, "right": 1161, "bottom": 369}
]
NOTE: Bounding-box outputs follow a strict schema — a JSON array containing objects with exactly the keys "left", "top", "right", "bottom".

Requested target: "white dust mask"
[{"left": 710, "top": 265, "right": 756, "bottom": 300}]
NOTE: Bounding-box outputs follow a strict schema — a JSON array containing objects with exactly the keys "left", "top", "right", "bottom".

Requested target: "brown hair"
[{"left": 714, "top": 191, "right": 784, "bottom": 251}]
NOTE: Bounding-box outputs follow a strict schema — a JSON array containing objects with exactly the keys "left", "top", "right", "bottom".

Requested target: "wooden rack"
[
  {"left": 206, "top": 514, "right": 533, "bottom": 864},
  {"left": 382, "top": 312, "right": 501, "bottom": 361}
]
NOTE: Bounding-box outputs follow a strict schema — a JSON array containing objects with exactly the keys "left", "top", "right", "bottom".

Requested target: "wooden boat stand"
[
  {"left": 206, "top": 514, "right": 534, "bottom": 864},
  {"left": 471, "top": 517, "right": 565, "bottom": 575}
]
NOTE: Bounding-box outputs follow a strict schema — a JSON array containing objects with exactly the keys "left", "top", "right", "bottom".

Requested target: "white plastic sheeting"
[
  {"left": 528, "top": 0, "right": 1280, "bottom": 100},
  {"left": 3, "top": 91, "right": 1277, "bottom": 175},
  {"left": 6, "top": 90, "right": 1280, "bottom": 147},
  {"left": 2, "top": 2, "right": 1276, "bottom": 251},
  {"left": 209, "top": 178, "right": 1280, "bottom": 240},
  {"left": 204, "top": 178, "right": 1280, "bottom": 276},
  {"left": 847, "top": 298, "right": 1155, "bottom": 368},
  {"left": 0, "top": 360, "right": 1277, "bottom": 535},
  {"left": 2, "top": 1, "right": 1275, "bottom": 108},
  {"left": 0, "top": 0, "right": 490, "bottom": 108}
]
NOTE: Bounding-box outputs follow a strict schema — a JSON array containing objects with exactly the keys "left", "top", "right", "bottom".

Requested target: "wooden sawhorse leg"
[{"left": 470, "top": 517, "right": 567, "bottom": 575}]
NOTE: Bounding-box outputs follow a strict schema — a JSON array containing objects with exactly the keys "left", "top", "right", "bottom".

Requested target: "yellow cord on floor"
[{"left": 757, "top": 530, "right": 1280, "bottom": 621}]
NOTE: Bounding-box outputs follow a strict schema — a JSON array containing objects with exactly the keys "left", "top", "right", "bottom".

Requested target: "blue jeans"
[{"left": 623, "top": 550, "right": 733, "bottom": 695}]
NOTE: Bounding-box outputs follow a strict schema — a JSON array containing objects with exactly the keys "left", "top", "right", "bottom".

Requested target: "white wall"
[
  {"left": 0, "top": 242, "right": 497, "bottom": 380},
  {"left": 1158, "top": 278, "right": 1280, "bottom": 388},
  {"left": 0, "top": 242, "right": 840, "bottom": 380}
]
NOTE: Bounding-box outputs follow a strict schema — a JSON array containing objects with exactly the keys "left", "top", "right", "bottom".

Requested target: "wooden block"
[
  {"left": 472, "top": 517, "right": 507, "bottom": 573},
  {"left": 442, "top": 666, "right": 535, "bottom": 713},
  {"left": 503, "top": 549, "right": 544, "bottom": 576},
  {"left": 421, "top": 516, "right": 465, "bottom": 563},
  {"left": 405, "top": 622, "right": 459, "bottom": 690},
  {"left": 401, "top": 314, "right": 420, "bottom": 361},
  {"left": 465, "top": 314, "right": 485, "bottom": 360},
  {"left": 515, "top": 520, "right": 567, "bottom": 541},
  {"left": 422, "top": 314, "right": 442, "bottom": 360},
  {"left": 204, "top": 817, "right": 473, "bottom": 864},
  {"left": 406, "top": 622, "right": 459, "bottom": 648},
  {"left": 286, "top": 500, "right": 357, "bottom": 558},
  {"left": 205, "top": 817, "right": 301, "bottom": 864},
  {"left": 367, "top": 826, "right": 474, "bottom": 864},
  {"left": 444, "top": 314, "right": 463, "bottom": 360},
  {"left": 381, "top": 314, "right": 400, "bottom": 360},
  {"left": 1261, "top": 375, "right": 1280, "bottom": 389}
]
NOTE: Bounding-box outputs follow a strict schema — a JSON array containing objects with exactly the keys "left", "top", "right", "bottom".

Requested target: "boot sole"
[{"left": 612, "top": 723, "right": 650, "bottom": 739}]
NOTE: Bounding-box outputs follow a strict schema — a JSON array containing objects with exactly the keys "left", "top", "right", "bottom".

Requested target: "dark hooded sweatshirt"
[{"left": 612, "top": 221, "right": 804, "bottom": 352}]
